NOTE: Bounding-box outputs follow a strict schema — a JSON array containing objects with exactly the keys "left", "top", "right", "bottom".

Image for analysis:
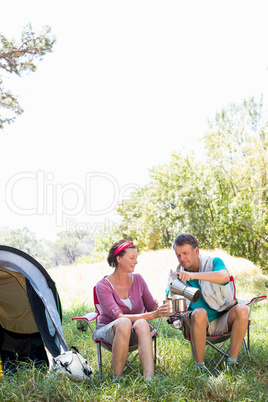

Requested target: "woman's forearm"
[
  {"left": 115, "top": 303, "right": 170, "bottom": 322},
  {"left": 116, "top": 311, "right": 156, "bottom": 322}
]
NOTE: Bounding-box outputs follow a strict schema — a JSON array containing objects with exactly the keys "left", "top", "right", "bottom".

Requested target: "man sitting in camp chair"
[{"left": 166, "top": 233, "right": 249, "bottom": 373}]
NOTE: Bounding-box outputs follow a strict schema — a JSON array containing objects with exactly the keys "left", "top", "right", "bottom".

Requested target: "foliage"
[
  {"left": 116, "top": 97, "right": 268, "bottom": 271},
  {"left": 75, "top": 255, "right": 92, "bottom": 265},
  {"left": 0, "top": 226, "right": 49, "bottom": 267},
  {"left": 203, "top": 97, "right": 268, "bottom": 267},
  {"left": 81, "top": 226, "right": 120, "bottom": 263},
  {"left": 117, "top": 153, "right": 203, "bottom": 249},
  {"left": 0, "top": 23, "right": 55, "bottom": 129},
  {"left": 117, "top": 151, "right": 225, "bottom": 251},
  {"left": 0, "top": 226, "right": 94, "bottom": 268},
  {"left": 49, "top": 230, "right": 94, "bottom": 266}
]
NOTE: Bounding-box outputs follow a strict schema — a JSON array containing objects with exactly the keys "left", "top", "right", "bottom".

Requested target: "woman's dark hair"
[
  {"left": 107, "top": 240, "right": 136, "bottom": 268},
  {"left": 173, "top": 233, "right": 199, "bottom": 250}
]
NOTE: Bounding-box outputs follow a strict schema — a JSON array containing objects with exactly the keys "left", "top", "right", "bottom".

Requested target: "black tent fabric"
[{"left": 0, "top": 246, "right": 68, "bottom": 372}]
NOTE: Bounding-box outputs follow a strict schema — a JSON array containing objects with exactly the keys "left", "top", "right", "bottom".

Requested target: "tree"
[
  {"left": 0, "top": 226, "right": 95, "bottom": 267},
  {"left": 0, "top": 23, "right": 55, "bottom": 129},
  {"left": 203, "top": 96, "right": 268, "bottom": 266},
  {"left": 117, "top": 152, "right": 214, "bottom": 250},
  {"left": 88, "top": 227, "right": 118, "bottom": 262},
  {"left": 115, "top": 97, "right": 268, "bottom": 271},
  {"left": 0, "top": 226, "right": 49, "bottom": 267},
  {"left": 49, "top": 231, "right": 95, "bottom": 266}
]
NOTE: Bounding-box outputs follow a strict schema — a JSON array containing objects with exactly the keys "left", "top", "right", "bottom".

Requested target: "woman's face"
[{"left": 116, "top": 248, "right": 138, "bottom": 272}]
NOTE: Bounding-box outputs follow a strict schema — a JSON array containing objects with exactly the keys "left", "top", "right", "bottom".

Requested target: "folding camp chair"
[
  {"left": 194, "top": 276, "right": 267, "bottom": 369},
  {"left": 72, "top": 286, "right": 162, "bottom": 379},
  {"left": 173, "top": 276, "right": 266, "bottom": 370}
]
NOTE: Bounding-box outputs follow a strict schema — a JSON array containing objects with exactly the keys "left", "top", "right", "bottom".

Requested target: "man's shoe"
[{"left": 224, "top": 362, "right": 239, "bottom": 375}]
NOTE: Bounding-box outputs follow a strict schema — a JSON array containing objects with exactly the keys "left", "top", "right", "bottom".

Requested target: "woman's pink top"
[{"left": 96, "top": 274, "right": 158, "bottom": 325}]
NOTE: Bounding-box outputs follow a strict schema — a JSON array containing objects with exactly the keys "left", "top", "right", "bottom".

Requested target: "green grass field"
[{"left": 1, "top": 250, "right": 267, "bottom": 401}]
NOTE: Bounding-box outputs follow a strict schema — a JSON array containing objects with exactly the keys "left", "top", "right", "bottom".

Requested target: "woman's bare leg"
[
  {"left": 112, "top": 317, "right": 132, "bottom": 375},
  {"left": 133, "top": 319, "right": 154, "bottom": 376}
]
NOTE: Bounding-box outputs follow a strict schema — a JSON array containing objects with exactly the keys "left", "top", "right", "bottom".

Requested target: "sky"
[{"left": 1, "top": 0, "right": 268, "bottom": 241}]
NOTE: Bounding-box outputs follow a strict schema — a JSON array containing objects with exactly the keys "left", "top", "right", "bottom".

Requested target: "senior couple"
[{"left": 95, "top": 234, "right": 249, "bottom": 382}]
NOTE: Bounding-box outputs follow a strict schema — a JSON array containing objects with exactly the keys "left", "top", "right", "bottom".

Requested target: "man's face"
[{"left": 174, "top": 244, "right": 199, "bottom": 272}]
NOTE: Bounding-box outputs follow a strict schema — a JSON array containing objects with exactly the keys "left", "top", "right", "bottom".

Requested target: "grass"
[{"left": 1, "top": 249, "right": 268, "bottom": 401}]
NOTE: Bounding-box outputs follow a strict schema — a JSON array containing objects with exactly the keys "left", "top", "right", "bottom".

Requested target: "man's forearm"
[{"left": 179, "top": 270, "right": 229, "bottom": 284}]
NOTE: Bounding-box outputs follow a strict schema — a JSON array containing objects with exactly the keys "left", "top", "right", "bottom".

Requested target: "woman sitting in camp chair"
[{"left": 95, "top": 240, "right": 170, "bottom": 383}]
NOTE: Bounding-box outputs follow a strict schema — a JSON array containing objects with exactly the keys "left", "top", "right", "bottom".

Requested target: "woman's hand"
[{"left": 152, "top": 303, "right": 171, "bottom": 318}]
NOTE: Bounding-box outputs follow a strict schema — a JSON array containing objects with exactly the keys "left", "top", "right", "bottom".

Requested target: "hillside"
[{"left": 48, "top": 248, "right": 267, "bottom": 311}]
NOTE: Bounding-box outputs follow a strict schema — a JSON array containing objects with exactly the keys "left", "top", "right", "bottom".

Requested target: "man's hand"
[
  {"left": 179, "top": 271, "right": 196, "bottom": 282},
  {"left": 174, "top": 271, "right": 196, "bottom": 282}
]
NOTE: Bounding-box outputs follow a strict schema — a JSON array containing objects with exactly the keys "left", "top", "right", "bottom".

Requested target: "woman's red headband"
[{"left": 114, "top": 241, "right": 134, "bottom": 256}]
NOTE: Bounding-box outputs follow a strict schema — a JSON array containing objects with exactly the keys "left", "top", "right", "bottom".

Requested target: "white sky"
[{"left": 1, "top": 0, "right": 268, "bottom": 241}]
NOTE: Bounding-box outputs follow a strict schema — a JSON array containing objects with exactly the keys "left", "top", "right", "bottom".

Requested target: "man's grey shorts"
[
  {"left": 181, "top": 309, "right": 231, "bottom": 339},
  {"left": 95, "top": 320, "right": 154, "bottom": 345},
  {"left": 207, "top": 310, "right": 231, "bottom": 336}
]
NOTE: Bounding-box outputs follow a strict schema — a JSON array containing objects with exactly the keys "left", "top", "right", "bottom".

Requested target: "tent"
[{"left": 0, "top": 245, "right": 68, "bottom": 373}]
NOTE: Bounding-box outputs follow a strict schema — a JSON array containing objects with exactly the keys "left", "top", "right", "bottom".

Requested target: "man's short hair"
[{"left": 173, "top": 233, "right": 199, "bottom": 250}]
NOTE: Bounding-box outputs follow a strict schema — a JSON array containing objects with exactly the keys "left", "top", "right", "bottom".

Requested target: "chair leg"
[
  {"left": 214, "top": 345, "right": 229, "bottom": 369},
  {"left": 123, "top": 351, "right": 140, "bottom": 374},
  {"left": 153, "top": 336, "right": 157, "bottom": 366},
  {"left": 242, "top": 322, "right": 251, "bottom": 361},
  {"left": 247, "top": 322, "right": 250, "bottom": 352},
  {"left": 191, "top": 339, "right": 231, "bottom": 369},
  {"left": 206, "top": 340, "right": 230, "bottom": 369},
  {"left": 96, "top": 342, "right": 102, "bottom": 380},
  {"left": 190, "top": 341, "right": 196, "bottom": 362},
  {"left": 242, "top": 338, "right": 251, "bottom": 360}
]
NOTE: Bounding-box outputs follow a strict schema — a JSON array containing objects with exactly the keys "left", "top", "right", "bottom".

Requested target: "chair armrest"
[
  {"left": 238, "top": 295, "right": 266, "bottom": 305},
  {"left": 72, "top": 312, "right": 99, "bottom": 322},
  {"left": 246, "top": 295, "right": 267, "bottom": 305},
  {"left": 237, "top": 295, "right": 267, "bottom": 319}
]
